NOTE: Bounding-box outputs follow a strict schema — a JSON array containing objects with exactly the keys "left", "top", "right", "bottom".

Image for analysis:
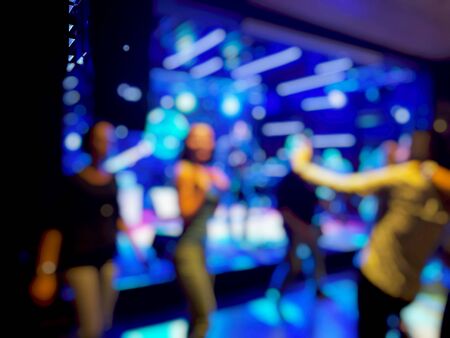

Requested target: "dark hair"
[
  {"left": 409, "top": 131, "right": 430, "bottom": 162},
  {"left": 430, "top": 130, "right": 450, "bottom": 169},
  {"left": 80, "top": 120, "right": 114, "bottom": 154},
  {"left": 410, "top": 130, "right": 450, "bottom": 169},
  {"left": 179, "top": 143, "right": 196, "bottom": 162}
]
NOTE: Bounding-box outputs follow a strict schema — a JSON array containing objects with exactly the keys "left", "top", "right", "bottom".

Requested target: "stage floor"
[
  {"left": 115, "top": 270, "right": 447, "bottom": 338},
  {"left": 114, "top": 207, "right": 368, "bottom": 291}
]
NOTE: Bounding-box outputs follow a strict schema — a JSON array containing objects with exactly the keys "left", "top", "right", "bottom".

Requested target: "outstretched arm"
[{"left": 290, "top": 144, "right": 419, "bottom": 195}]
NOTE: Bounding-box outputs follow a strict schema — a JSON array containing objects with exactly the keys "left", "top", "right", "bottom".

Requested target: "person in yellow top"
[{"left": 290, "top": 132, "right": 450, "bottom": 338}]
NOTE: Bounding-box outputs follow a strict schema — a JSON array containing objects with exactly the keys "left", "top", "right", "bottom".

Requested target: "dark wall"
[
  {"left": 89, "top": 0, "right": 152, "bottom": 129},
  {"left": 18, "top": 1, "right": 67, "bottom": 336},
  {"left": 431, "top": 61, "right": 450, "bottom": 169}
]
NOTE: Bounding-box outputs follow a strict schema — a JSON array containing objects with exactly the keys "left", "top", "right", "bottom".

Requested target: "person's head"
[
  {"left": 410, "top": 129, "right": 450, "bottom": 209},
  {"left": 183, "top": 123, "right": 215, "bottom": 163},
  {"left": 430, "top": 130, "right": 450, "bottom": 209},
  {"left": 409, "top": 131, "right": 431, "bottom": 163},
  {"left": 430, "top": 130, "right": 450, "bottom": 171},
  {"left": 410, "top": 130, "right": 449, "bottom": 167},
  {"left": 82, "top": 121, "right": 116, "bottom": 161}
]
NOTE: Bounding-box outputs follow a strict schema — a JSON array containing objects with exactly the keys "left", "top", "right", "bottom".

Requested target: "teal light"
[
  {"left": 121, "top": 319, "right": 188, "bottom": 338},
  {"left": 248, "top": 298, "right": 282, "bottom": 326},
  {"left": 358, "top": 195, "right": 378, "bottom": 223},
  {"left": 143, "top": 108, "right": 189, "bottom": 160},
  {"left": 322, "top": 148, "right": 352, "bottom": 172},
  {"left": 322, "top": 279, "right": 358, "bottom": 316},
  {"left": 248, "top": 295, "right": 306, "bottom": 327},
  {"left": 325, "top": 79, "right": 359, "bottom": 93},
  {"left": 222, "top": 41, "right": 241, "bottom": 59},
  {"left": 356, "top": 114, "right": 382, "bottom": 129},
  {"left": 284, "top": 133, "right": 308, "bottom": 157},
  {"left": 316, "top": 186, "right": 336, "bottom": 201},
  {"left": 116, "top": 171, "right": 137, "bottom": 189},
  {"left": 174, "top": 22, "right": 196, "bottom": 54},
  {"left": 230, "top": 255, "right": 256, "bottom": 271},
  {"left": 265, "top": 288, "right": 281, "bottom": 302},
  {"left": 279, "top": 300, "right": 306, "bottom": 327},
  {"left": 385, "top": 329, "right": 401, "bottom": 338},
  {"left": 365, "top": 87, "right": 380, "bottom": 102},
  {"left": 296, "top": 244, "right": 312, "bottom": 260},
  {"left": 351, "top": 233, "right": 368, "bottom": 248},
  {"left": 421, "top": 259, "right": 443, "bottom": 283}
]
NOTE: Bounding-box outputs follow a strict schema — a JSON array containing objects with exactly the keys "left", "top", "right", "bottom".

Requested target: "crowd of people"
[{"left": 30, "top": 119, "right": 449, "bottom": 338}]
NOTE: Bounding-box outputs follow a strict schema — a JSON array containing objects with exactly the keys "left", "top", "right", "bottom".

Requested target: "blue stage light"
[
  {"left": 391, "top": 106, "right": 411, "bottom": 124},
  {"left": 64, "top": 132, "right": 82, "bottom": 151},
  {"left": 221, "top": 94, "right": 241, "bottom": 117},
  {"left": 63, "top": 76, "right": 79, "bottom": 90},
  {"left": 63, "top": 90, "right": 80, "bottom": 106}
]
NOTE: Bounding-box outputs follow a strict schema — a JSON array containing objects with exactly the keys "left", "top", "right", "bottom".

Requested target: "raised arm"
[{"left": 290, "top": 145, "right": 419, "bottom": 195}]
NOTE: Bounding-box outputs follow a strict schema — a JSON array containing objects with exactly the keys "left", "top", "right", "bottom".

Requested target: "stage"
[{"left": 114, "top": 268, "right": 447, "bottom": 338}]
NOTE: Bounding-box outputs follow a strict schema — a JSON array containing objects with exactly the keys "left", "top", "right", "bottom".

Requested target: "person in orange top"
[{"left": 174, "top": 123, "right": 229, "bottom": 338}]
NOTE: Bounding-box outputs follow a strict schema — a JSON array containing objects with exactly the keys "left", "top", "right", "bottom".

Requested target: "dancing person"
[
  {"left": 268, "top": 163, "right": 327, "bottom": 307},
  {"left": 290, "top": 131, "right": 450, "bottom": 338},
  {"left": 30, "top": 121, "right": 124, "bottom": 338},
  {"left": 174, "top": 123, "right": 229, "bottom": 338}
]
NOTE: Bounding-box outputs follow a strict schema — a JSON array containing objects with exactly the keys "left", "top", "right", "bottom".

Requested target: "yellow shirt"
[
  {"left": 361, "top": 179, "right": 448, "bottom": 300},
  {"left": 296, "top": 160, "right": 449, "bottom": 300}
]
